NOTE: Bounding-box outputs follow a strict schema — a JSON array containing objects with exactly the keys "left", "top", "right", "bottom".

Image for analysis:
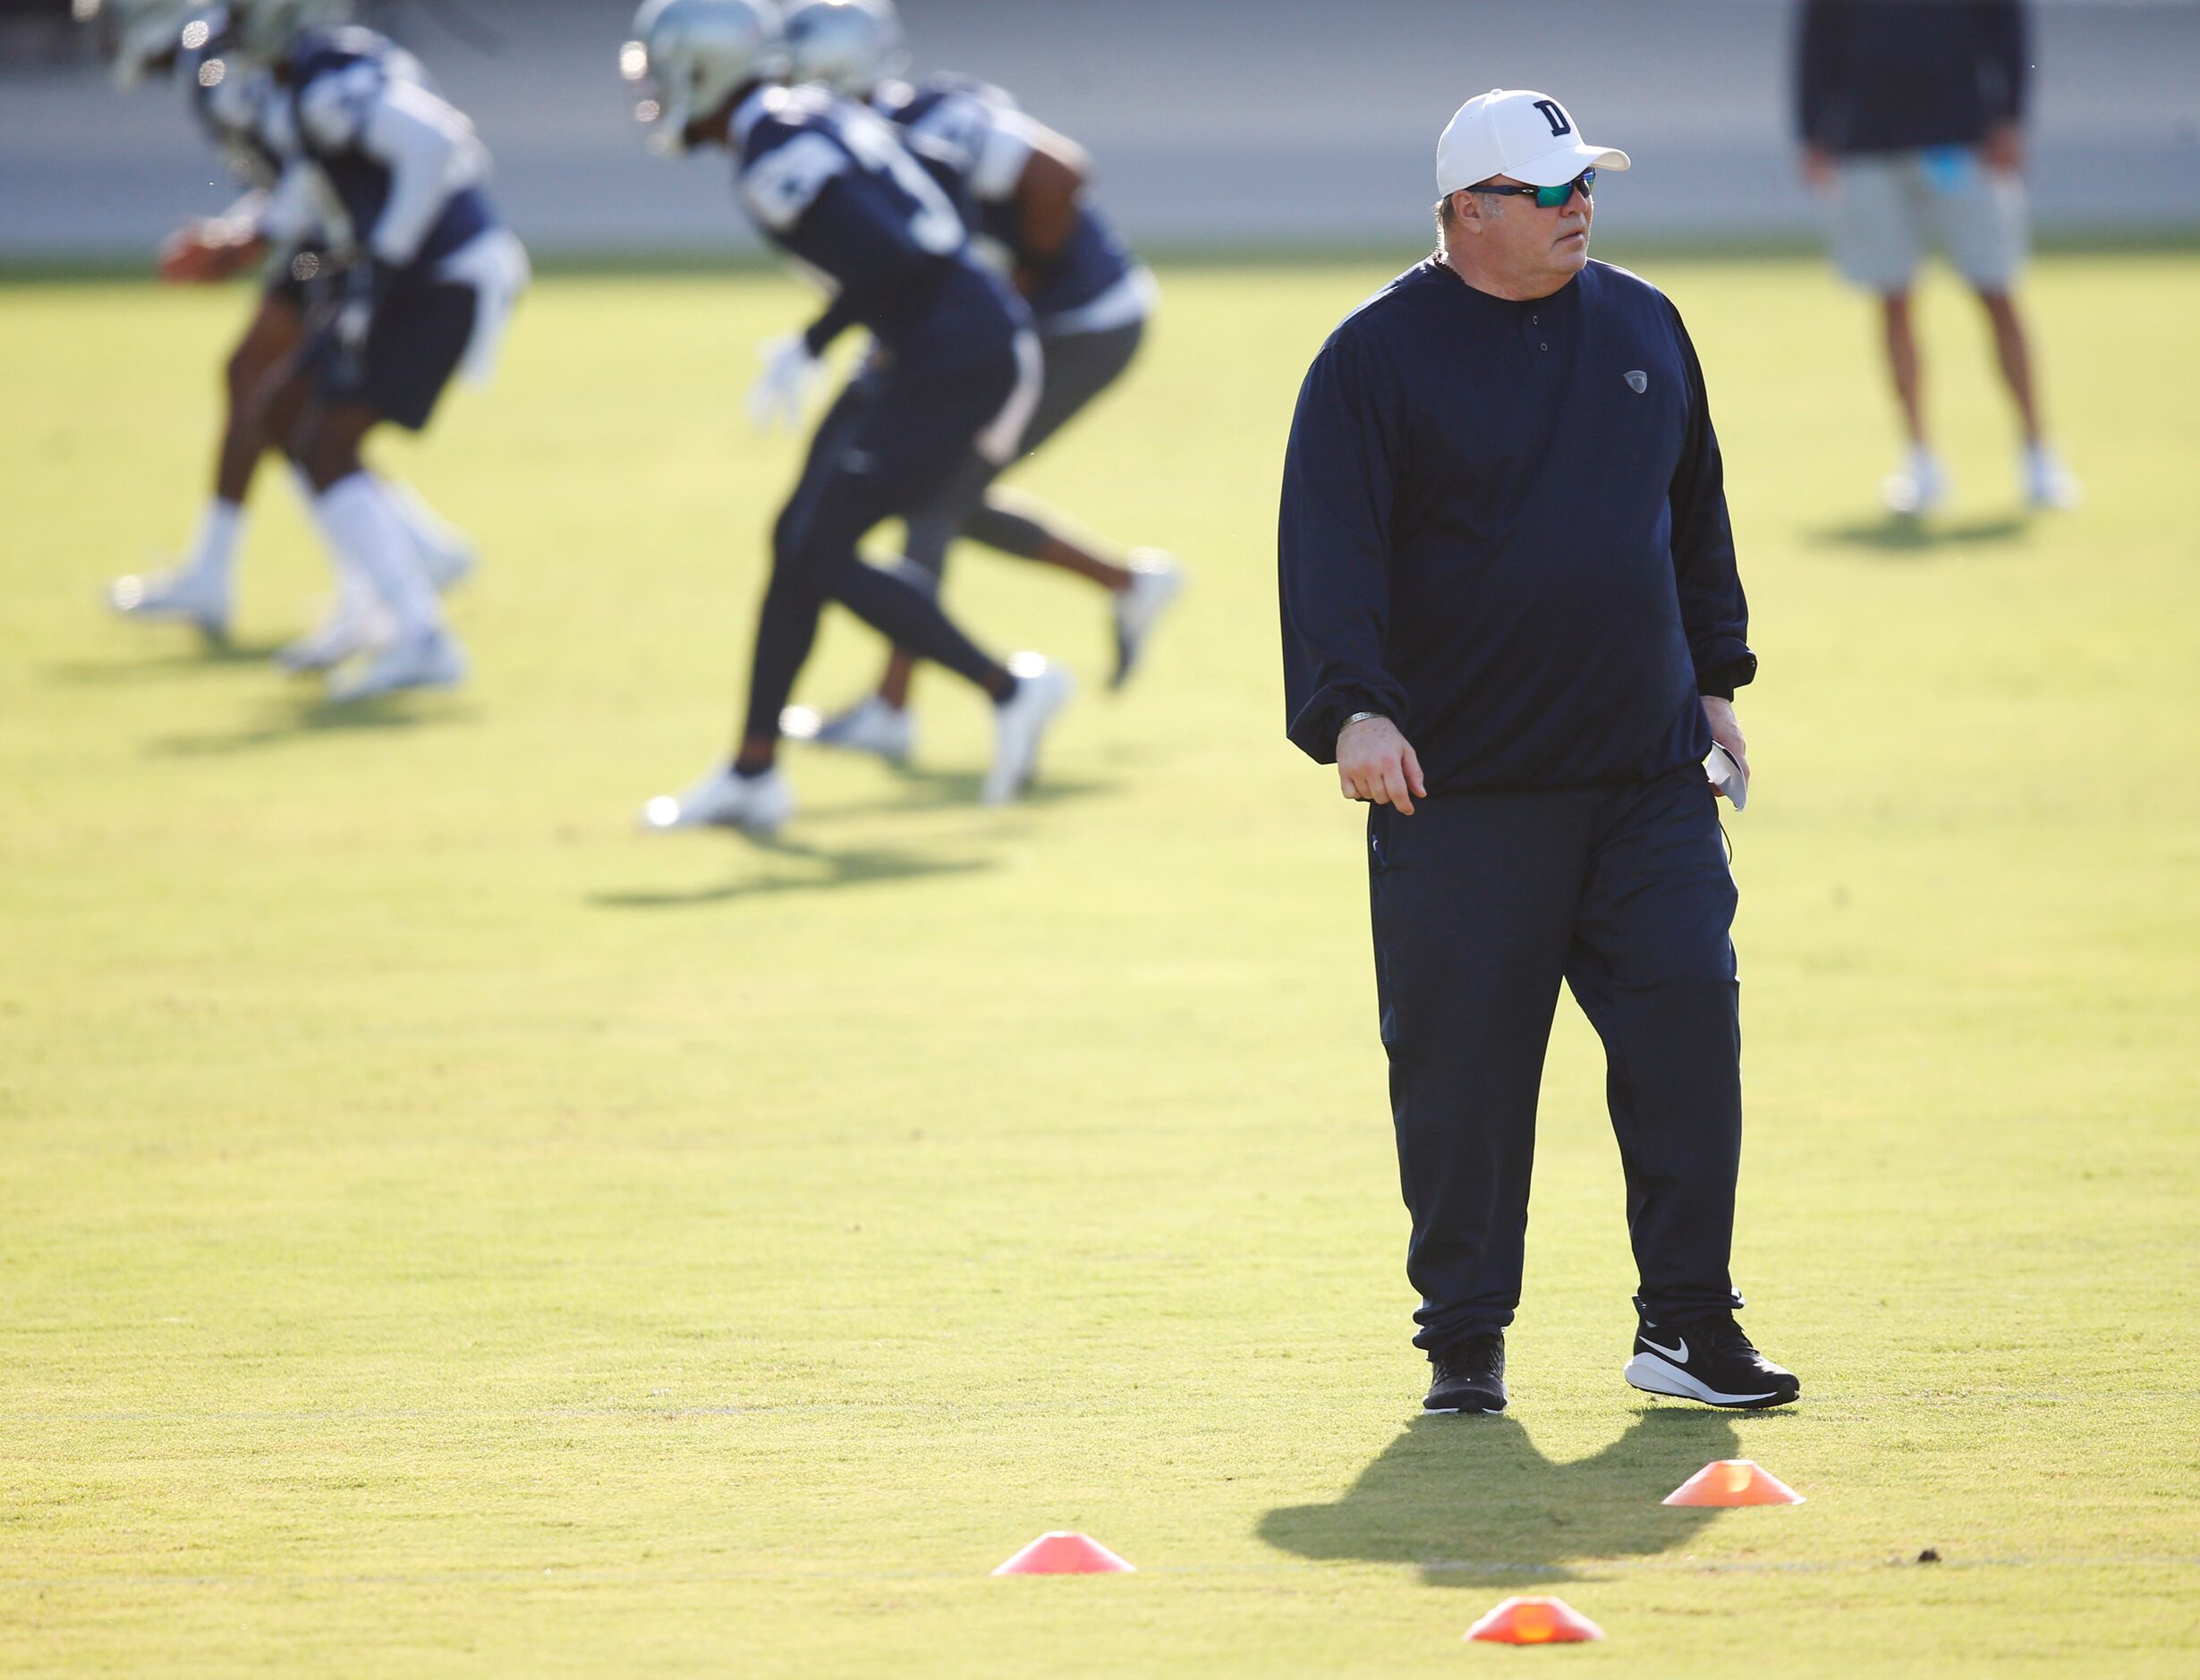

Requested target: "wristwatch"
[{"left": 1338, "top": 710, "right": 1387, "bottom": 742}]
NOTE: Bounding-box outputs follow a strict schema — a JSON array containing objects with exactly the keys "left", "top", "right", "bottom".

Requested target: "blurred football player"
[
  {"left": 207, "top": 0, "right": 531, "bottom": 700},
  {"left": 625, "top": 0, "right": 1073, "bottom": 834},
  {"left": 769, "top": 0, "right": 1180, "bottom": 766},
  {"left": 94, "top": 0, "right": 478, "bottom": 675}
]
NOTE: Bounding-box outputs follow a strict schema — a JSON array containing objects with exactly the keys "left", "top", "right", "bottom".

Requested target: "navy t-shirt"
[{"left": 1278, "top": 258, "right": 1752, "bottom": 796}]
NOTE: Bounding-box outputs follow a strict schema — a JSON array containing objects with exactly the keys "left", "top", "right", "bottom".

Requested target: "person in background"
[
  {"left": 1796, "top": 0, "right": 2078, "bottom": 515},
  {"left": 214, "top": 0, "right": 529, "bottom": 701},
  {"left": 93, "top": 0, "right": 477, "bottom": 670},
  {"left": 759, "top": 0, "right": 1181, "bottom": 768},
  {"left": 625, "top": 0, "right": 1072, "bottom": 836}
]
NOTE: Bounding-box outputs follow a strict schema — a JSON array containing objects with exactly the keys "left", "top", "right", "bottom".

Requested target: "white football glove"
[{"left": 748, "top": 332, "right": 823, "bottom": 432}]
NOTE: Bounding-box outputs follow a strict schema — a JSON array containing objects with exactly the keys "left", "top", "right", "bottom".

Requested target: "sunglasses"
[{"left": 1464, "top": 168, "right": 1596, "bottom": 209}]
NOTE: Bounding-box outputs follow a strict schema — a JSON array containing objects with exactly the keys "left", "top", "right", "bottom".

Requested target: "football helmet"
[
  {"left": 624, "top": 0, "right": 789, "bottom": 154},
  {"left": 89, "top": 0, "right": 219, "bottom": 88},
  {"left": 781, "top": 0, "right": 905, "bottom": 98},
  {"left": 225, "top": 0, "right": 352, "bottom": 63}
]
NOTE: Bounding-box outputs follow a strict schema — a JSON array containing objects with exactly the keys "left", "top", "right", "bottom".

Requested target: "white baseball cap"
[{"left": 1436, "top": 89, "right": 1631, "bottom": 196}]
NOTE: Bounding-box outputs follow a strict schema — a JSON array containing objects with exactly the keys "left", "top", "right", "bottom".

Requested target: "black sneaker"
[
  {"left": 1624, "top": 1311, "right": 1799, "bottom": 1409},
  {"left": 1423, "top": 1331, "right": 1507, "bottom": 1413}
]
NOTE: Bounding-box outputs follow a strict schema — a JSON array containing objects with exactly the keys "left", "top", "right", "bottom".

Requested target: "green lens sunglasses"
[{"left": 1464, "top": 168, "right": 1596, "bottom": 209}]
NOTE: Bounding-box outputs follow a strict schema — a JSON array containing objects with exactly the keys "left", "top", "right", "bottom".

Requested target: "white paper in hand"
[{"left": 1704, "top": 742, "right": 1748, "bottom": 810}]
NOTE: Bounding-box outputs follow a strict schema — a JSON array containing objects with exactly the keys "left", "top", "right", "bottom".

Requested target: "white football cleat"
[
  {"left": 1882, "top": 446, "right": 1948, "bottom": 517},
  {"left": 1111, "top": 550, "right": 1185, "bottom": 690},
  {"left": 383, "top": 482, "right": 479, "bottom": 591},
  {"left": 982, "top": 653, "right": 1075, "bottom": 806},
  {"left": 324, "top": 626, "right": 465, "bottom": 703},
  {"left": 106, "top": 565, "right": 231, "bottom": 640},
  {"left": 779, "top": 694, "right": 914, "bottom": 765},
  {"left": 640, "top": 763, "right": 794, "bottom": 835},
  {"left": 2023, "top": 443, "right": 2081, "bottom": 512},
  {"left": 417, "top": 538, "right": 477, "bottom": 593},
  {"left": 276, "top": 584, "right": 392, "bottom": 675}
]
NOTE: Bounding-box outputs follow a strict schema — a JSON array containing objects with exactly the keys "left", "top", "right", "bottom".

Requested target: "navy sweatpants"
[{"left": 1366, "top": 765, "right": 1745, "bottom": 1353}]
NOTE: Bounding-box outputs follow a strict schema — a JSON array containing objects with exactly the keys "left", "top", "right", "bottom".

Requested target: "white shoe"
[
  {"left": 779, "top": 694, "right": 914, "bottom": 765},
  {"left": 276, "top": 590, "right": 392, "bottom": 674},
  {"left": 325, "top": 626, "right": 466, "bottom": 702},
  {"left": 106, "top": 564, "right": 230, "bottom": 639},
  {"left": 1882, "top": 446, "right": 1948, "bottom": 517},
  {"left": 982, "top": 653, "right": 1074, "bottom": 807},
  {"left": 2023, "top": 443, "right": 2081, "bottom": 512},
  {"left": 1111, "top": 550, "right": 1185, "bottom": 690},
  {"left": 640, "top": 763, "right": 794, "bottom": 835},
  {"left": 418, "top": 538, "right": 477, "bottom": 593}
]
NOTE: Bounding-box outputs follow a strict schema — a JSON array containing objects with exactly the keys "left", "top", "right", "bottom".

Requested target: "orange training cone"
[
  {"left": 1465, "top": 1596, "right": 1605, "bottom": 1644},
  {"left": 1662, "top": 1459, "right": 1806, "bottom": 1506},
  {"left": 991, "top": 1532, "right": 1135, "bottom": 1575}
]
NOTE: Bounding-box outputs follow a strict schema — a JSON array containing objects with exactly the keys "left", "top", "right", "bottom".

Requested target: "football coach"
[{"left": 1278, "top": 89, "right": 1800, "bottom": 1415}]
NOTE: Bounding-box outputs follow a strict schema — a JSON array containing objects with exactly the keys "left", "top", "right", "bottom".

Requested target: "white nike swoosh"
[{"left": 1641, "top": 1336, "right": 1688, "bottom": 1363}]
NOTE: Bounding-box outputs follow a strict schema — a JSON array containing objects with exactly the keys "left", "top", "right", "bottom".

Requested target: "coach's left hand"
[{"left": 1701, "top": 696, "right": 1749, "bottom": 800}]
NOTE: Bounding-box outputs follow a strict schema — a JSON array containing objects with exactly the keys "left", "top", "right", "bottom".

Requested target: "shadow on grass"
[
  {"left": 1259, "top": 1408, "right": 1758, "bottom": 1586},
  {"left": 784, "top": 763, "right": 1119, "bottom": 821},
  {"left": 1809, "top": 511, "right": 2031, "bottom": 555},
  {"left": 590, "top": 834, "right": 995, "bottom": 906},
  {"left": 140, "top": 694, "right": 460, "bottom": 755},
  {"left": 47, "top": 638, "right": 294, "bottom": 683}
]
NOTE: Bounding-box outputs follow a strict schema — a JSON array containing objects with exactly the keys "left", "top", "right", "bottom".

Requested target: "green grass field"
[{"left": 3, "top": 249, "right": 2196, "bottom": 1675}]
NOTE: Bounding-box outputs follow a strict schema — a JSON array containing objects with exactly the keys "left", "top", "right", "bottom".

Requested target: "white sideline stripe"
[{"left": 3, "top": 1557, "right": 2196, "bottom": 1591}]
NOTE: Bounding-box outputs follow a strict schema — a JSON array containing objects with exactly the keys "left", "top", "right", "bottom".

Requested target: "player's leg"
[
  {"left": 292, "top": 399, "right": 457, "bottom": 691},
  {"left": 646, "top": 417, "right": 1017, "bottom": 834},
  {"left": 808, "top": 318, "right": 1177, "bottom": 741},
  {"left": 1563, "top": 768, "right": 1797, "bottom": 1408},
  {"left": 739, "top": 398, "right": 1017, "bottom": 763},
  {"left": 793, "top": 445, "right": 997, "bottom": 751},
  {"left": 107, "top": 289, "right": 305, "bottom": 638},
  {"left": 647, "top": 352, "right": 1071, "bottom": 830},
  {"left": 287, "top": 280, "right": 478, "bottom": 700},
  {"left": 771, "top": 377, "right": 922, "bottom": 759},
  {"left": 965, "top": 320, "right": 1182, "bottom": 688},
  {"left": 825, "top": 352, "right": 1074, "bottom": 807}
]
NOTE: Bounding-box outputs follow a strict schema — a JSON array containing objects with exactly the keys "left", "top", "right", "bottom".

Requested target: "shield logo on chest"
[{"left": 1624, "top": 369, "right": 1649, "bottom": 394}]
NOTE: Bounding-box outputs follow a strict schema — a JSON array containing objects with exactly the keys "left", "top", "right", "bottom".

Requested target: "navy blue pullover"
[
  {"left": 1278, "top": 258, "right": 1752, "bottom": 796},
  {"left": 1797, "top": 1, "right": 2028, "bottom": 156}
]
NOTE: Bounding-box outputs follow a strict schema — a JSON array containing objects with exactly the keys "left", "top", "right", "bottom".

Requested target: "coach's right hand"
[{"left": 1338, "top": 715, "right": 1427, "bottom": 816}]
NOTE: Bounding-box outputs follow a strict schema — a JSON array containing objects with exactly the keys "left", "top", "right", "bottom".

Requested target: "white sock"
[
  {"left": 310, "top": 473, "right": 444, "bottom": 640},
  {"left": 385, "top": 480, "right": 471, "bottom": 570},
  {"left": 184, "top": 498, "right": 245, "bottom": 587},
  {"left": 290, "top": 464, "right": 362, "bottom": 602}
]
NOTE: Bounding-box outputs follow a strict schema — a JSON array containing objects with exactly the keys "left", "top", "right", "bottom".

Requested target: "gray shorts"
[{"left": 1828, "top": 149, "right": 2027, "bottom": 294}]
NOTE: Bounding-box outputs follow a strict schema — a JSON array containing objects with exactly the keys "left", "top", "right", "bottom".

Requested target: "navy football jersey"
[
  {"left": 265, "top": 27, "right": 493, "bottom": 272},
  {"left": 732, "top": 84, "right": 1023, "bottom": 361},
  {"left": 873, "top": 74, "right": 1140, "bottom": 331}
]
